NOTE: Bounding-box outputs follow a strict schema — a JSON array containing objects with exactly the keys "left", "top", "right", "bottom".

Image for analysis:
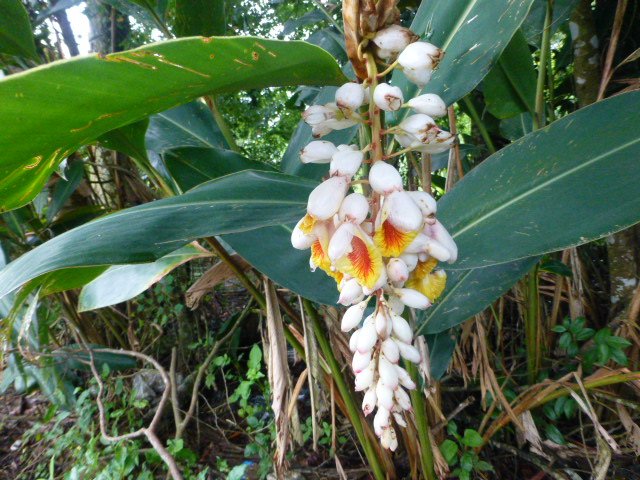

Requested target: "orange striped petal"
[
  {"left": 374, "top": 220, "right": 419, "bottom": 257},
  {"left": 335, "top": 234, "right": 383, "bottom": 290},
  {"left": 311, "top": 239, "right": 343, "bottom": 284},
  {"left": 406, "top": 269, "right": 447, "bottom": 301},
  {"left": 413, "top": 257, "right": 439, "bottom": 280}
]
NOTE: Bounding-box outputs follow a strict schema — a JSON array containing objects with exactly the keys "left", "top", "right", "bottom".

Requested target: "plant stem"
[
  {"left": 461, "top": 96, "right": 496, "bottom": 154},
  {"left": 406, "top": 362, "right": 437, "bottom": 480},
  {"left": 207, "top": 96, "right": 241, "bottom": 153},
  {"left": 534, "top": 0, "right": 553, "bottom": 129},
  {"left": 525, "top": 265, "right": 540, "bottom": 384},
  {"left": 304, "top": 300, "right": 386, "bottom": 480}
]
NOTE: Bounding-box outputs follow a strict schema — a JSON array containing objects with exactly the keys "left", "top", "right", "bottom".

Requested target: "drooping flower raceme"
[{"left": 292, "top": 30, "right": 458, "bottom": 451}]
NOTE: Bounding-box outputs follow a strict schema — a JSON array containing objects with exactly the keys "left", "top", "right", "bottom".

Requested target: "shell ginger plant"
[{"left": 290, "top": 6, "right": 457, "bottom": 451}]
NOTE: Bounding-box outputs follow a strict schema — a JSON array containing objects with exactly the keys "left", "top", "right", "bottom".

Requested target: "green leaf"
[
  {"left": 521, "top": 0, "right": 579, "bottom": 45},
  {"left": 426, "top": 332, "right": 456, "bottom": 380},
  {"left": 461, "top": 429, "right": 484, "bottom": 448},
  {"left": 47, "top": 160, "right": 85, "bottom": 222},
  {"left": 440, "top": 91, "right": 640, "bottom": 270},
  {"left": 98, "top": 119, "right": 150, "bottom": 164},
  {"left": 0, "top": 0, "right": 38, "bottom": 59},
  {"left": 483, "top": 30, "right": 536, "bottom": 119},
  {"left": 417, "top": 257, "right": 538, "bottom": 335},
  {"left": 545, "top": 423, "right": 565, "bottom": 445},
  {"left": 78, "top": 244, "right": 208, "bottom": 311},
  {"left": 0, "top": 37, "right": 346, "bottom": 211},
  {"left": 439, "top": 439, "right": 459, "bottom": 465},
  {"left": 539, "top": 258, "right": 573, "bottom": 277},
  {"left": 0, "top": 170, "right": 313, "bottom": 300},
  {"left": 391, "top": 0, "right": 535, "bottom": 110},
  {"left": 174, "top": 0, "right": 225, "bottom": 37},
  {"left": 55, "top": 343, "right": 138, "bottom": 371}
]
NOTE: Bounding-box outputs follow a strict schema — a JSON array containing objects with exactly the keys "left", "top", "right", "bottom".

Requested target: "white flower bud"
[
  {"left": 362, "top": 387, "right": 377, "bottom": 416},
  {"left": 354, "top": 364, "right": 374, "bottom": 391},
  {"left": 395, "top": 288, "right": 431, "bottom": 309},
  {"left": 341, "top": 300, "right": 369, "bottom": 332},
  {"left": 398, "top": 42, "right": 442, "bottom": 88},
  {"left": 399, "top": 253, "right": 419, "bottom": 272},
  {"left": 349, "top": 329, "right": 361, "bottom": 352},
  {"left": 372, "top": 25, "right": 416, "bottom": 60},
  {"left": 387, "top": 294, "right": 405, "bottom": 315},
  {"left": 391, "top": 315, "right": 413, "bottom": 344},
  {"left": 380, "top": 425, "right": 392, "bottom": 449},
  {"left": 425, "top": 238, "right": 452, "bottom": 262},
  {"left": 339, "top": 192, "right": 369, "bottom": 224},
  {"left": 394, "top": 386, "right": 412, "bottom": 410},
  {"left": 330, "top": 149, "right": 364, "bottom": 178},
  {"left": 397, "top": 341, "right": 421, "bottom": 363},
  {"left": 407, "top": 93, "right": 447, "bottom": 118},
  {"left": 376, "top": 381, "right": 394, "bottom": 411},
  {"left": 335, "top": 82, "right": 365, "bottom": 112},
  {"left": 373, "top": 83, "right": 404, "bottom": 112},
  {"left": 403, "top": 67, "right": 433, "bottom": 89},
  {"left": 328, "top": 223, "right": 355, "bottom": 261},
  {"left": 425, "top": 220, "right": 458, "bottom": 263},
  {"left": 373, "top": 407, "right": 390, "bottom": 436},
  {"left": 381, "top": 338, "right": 400, "bottom": 363},
  {"left": 388, "top": 427, "right": 399, "bottom": 451},
  {"left": 414, "top": 130, "right": 456, "bottom": 154},
  {"left": 311, "top": 123, "right": 333, "bottom": 138},
  {"left": 378, "top": 356, "right": 399, "bottom": 389},
  {"left": 404, "top": 233, "right": 430, "bottom": 254},
  {"left": 393, "top": 412, "right": 407, "bottom": 428},
  {"left": 290, "top": 217, "right": 316, "bottom": 250},
  {"left": 300, "top": 140, "right": 338, "bottom": 164},
  {"left": 338, "top": 278, "right": 364, "bottom": 306},
  {"left": 352, "top": 350, "right": 372, "bottom": 373},
  {"left": 407, "top": 190, "right": 437, "bottom": 218},
  {"left": 356, "top": 320, "right": 378, "bottom": 353},
  {"left": 394, "top": 365, "right": 416, "bottom": 390},
  {"left": 386, "top": 258, "right": 409, "bottom": 283},
  {"left": 303, "top": 105, "right": 335, "bottom": 126},
  {"left": 337, "top": 144, "right": 359, "bottom": 152},
  {"left": 396, "top": 114, "right": 439, "bottom": 148},
  {"left": 383, "top": 190, "right": 423, "bottom": 232},
  {"left": 369, "top": 161, "right": 403, "bottom": 195},
  {"left": 307, "top": 176, "right": 349, "bottom": 220}
]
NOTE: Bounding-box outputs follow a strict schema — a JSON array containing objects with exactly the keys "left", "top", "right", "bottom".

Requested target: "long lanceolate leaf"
[
  {"left": 440, "top": 91, "right": 640, "bottom": 270},
  {"left": 0, "top": 37, "right": 346, "bottom": 211},
  {"left": 0, "top": 171, "right": 313, "bottom": 299}
]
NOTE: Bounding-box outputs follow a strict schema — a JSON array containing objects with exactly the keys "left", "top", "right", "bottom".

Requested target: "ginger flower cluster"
[{"left": 291, "top": 28, "right": 458, "bottom": 450}]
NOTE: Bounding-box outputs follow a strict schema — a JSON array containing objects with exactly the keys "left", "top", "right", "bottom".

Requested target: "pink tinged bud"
[
  {"left": 328, "top": 223, "right": 356, "bottom": 262},
  {"left": 387, "top": 294, "right": 406, "bottom": 315},
  {"left": 335, "top": 82, "right": 366, "bottom": 112},
  {"left": 399, "top": 253, "right": 419, "bottom": 272},
  {"left": 394, "top": 386, "right": 412, "bottom": 410},
  {"left": 291, "top": 217, "right": 316, "bottom": 250},
  {"left": 356, "top": 320, "right": 378, "bottom": 353},
  {"left": 374, "top": 309, "right": 389, "bottom": 337},
  {"left": 373, "top": 83, "right": 404, "bottom": 112},
  {"left": 330, "top": 149, "right": 364, "bottom": 178},
  {"left": 354, "top": 365, "right": 374, "bottom": 391},
  {"left": 300, "top": 140, "right": 338, "bottom": 164},
  {"left": 376, "top": 381, "right": 395, "bottom": 411},
  {"left": 338, "top": 278, "right": 364, "bottom": 306},
  {"left": 384, "top": 191, "right": 423, "bottom": 232},
  {"left": 352, "top": 350, "right": 372, "bottom": 373},
  {"left": 397, "top": 341, "right": 421, "bottom": 364},
  {"left": 378, "top": 356, "right": 399, "bottom": 389},
  {"left": 427, "top": 220, "right": 458, "bottom": 263},
  {"left": 373, "top": 407, "right": 391, "bottom": 436},
  {"left": 381, "top": 338, "right": 400, "bottom": 363},
  {"left": 407, "top": 93, "right": 447, "bottom": 118},
  {"left": 307, "top": 176, "right": 349, "bottom": 221},
  {"left": 395, "top": 288, "right": 431, "bottom": 309},
  {"left": 393, "top": 412, "right": 407, "bottom": 428},
  {"left": 391, "top": 315, "right": 413, "bottom": 344},
  {"left": 394, "top": 365, "right": 416, "bottom": 390},
  {"left": 407, "top": 190, "right": 437, "bottom": 218},
  {"left": 362, "top": 388, "right": 377, "bottom": 416},
  {"left": 349, "top": 329, "right": 360, "bottom": 352},
  {"left": 341, "top": 300, "right": 369, "bottom": 331},
  {"left": 339, "top": 192, "right": 369, "bottom": 224},
  {"left": 372, "top": 25, "right": 416, "bottom": 60},
  {"left": 369, "top": 161, "right": 403, "bottom": 195},
  {"left": 386, "top": 258, "right": 409, "bottom": 283}
]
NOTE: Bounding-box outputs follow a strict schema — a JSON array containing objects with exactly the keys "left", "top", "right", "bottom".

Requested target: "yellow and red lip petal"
[
  {"left": 374, "top": 220, "right": 419, "bottom": 258},
  {"left": 406, "top": 269, "right": 447, "bottom": 301},
  {"left": 311, "top": 239, "right": 343, "bottom": 285},
  {"left": 299, "top": 213, "right": 317, "bottom": 235},
  {"left": 335, "top": 235, "right": 383, "bottom": 290},
  {"left": 413, "top": 257, "right": 439, "bottom": 280}
]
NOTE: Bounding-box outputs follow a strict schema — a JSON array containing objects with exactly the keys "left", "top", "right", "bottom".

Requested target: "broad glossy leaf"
[
  {"left": 521, "top": 0, "right": 579, "bottom": 45},
  {"left": 47, "top": 160, "right": 85, "bottom": 222},
  {"left": 390, "top": 0, "right": 535, "bottom": 114},
  {"left": 0, "top": 37, "right": 347, "bottom": 211},
  {"left": 98, "top": 119, "right": 150, "bottom": 163},
  {"left": 281, "top": 87, "right": 358, "bottom": 180},
  {"left": 0, "top": 0, "right": 37, "bottom": 59},
  {"left": 417, "top": 257, "right": 539, "bottom": 335},
  {"left": 0, "top": 170, "right": 313, "bottom": 299},
  {"left": 441, "top": 91, "right": 640, "bottom": 270},
  {"left": 78, "top": 244, "right": 208, "bottom": 311},
  {"left": 164, "top": 146, "right": 275, "bottom": 191},
  {"left": 499, "top": 112, "right": 533, "bottom": 140},
  {"left": 483, "top": 30, "right": 536, "bottom": 119},
  {"left": 426, "top": 332, "right": 456, "bottom": 380}
]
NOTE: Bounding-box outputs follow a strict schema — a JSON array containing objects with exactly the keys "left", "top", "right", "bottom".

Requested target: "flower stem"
[
  {"left": 534, "top": 0, "right": 553, "bottom": 129},
  {"left": 406, "top": 362, "right": 437, "bottom": 480}
]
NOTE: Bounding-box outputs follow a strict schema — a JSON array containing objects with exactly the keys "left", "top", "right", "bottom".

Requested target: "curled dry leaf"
[{"left": 185, "top": 254, "right": 251, "bottom": 309}]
